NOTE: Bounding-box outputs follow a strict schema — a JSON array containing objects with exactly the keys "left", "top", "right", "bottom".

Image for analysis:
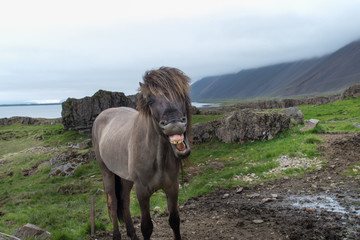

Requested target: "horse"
[{"left": 92, "top": 67, "right": 192, "bottom": 240}]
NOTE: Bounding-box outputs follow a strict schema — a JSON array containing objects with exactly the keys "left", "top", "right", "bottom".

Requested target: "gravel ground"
[{"left": 91, "top": 133, "right": 360, "bottom": 240}]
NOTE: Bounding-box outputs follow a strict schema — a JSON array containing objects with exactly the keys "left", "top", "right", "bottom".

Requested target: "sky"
[{"left": 1, "top": 0, "right": 360, "bottom": 104}]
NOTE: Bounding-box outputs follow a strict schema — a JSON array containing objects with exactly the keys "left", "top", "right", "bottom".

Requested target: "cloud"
[{"left": 1, "top": 0, "right": 360, "bottom": 104}]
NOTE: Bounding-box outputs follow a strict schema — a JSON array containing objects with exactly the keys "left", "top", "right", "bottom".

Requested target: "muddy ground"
[{"left": 91, "top": 133, "right": 360, "bottom": 240}]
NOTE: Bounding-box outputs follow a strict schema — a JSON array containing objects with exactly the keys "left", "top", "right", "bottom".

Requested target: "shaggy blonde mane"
[{"left": 137, "top": 67, "right": 191, "bottom": 116}]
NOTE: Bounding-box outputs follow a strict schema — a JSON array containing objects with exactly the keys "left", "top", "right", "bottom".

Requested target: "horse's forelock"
[{"left": 137, "top": 67, "right": 191, "bottom": 115}]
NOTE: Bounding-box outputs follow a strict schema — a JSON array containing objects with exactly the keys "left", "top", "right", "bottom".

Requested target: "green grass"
[
  {"left": 298, "top": 97, "right": 360, "bottom": 132},
  {"left": 192, "top": 114, "right": 223, "bottom": 125},
  {"left": 1, "top": 97, "right": 359, "bottom": 239},
  {"left": 179, "top": 128, "right": 321, "bottom": 201},
  {"left": 0, "top": 124, "right": 100, "bottom": 239}
]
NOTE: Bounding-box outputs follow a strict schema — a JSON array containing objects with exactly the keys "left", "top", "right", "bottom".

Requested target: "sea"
[{"left": 0, "top": 102, "right": 221, "bottom": 119}]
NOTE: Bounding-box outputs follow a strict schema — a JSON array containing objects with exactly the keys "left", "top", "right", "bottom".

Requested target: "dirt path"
[{"left": 92, "top": 133, "right": 360, "bottom": 240}]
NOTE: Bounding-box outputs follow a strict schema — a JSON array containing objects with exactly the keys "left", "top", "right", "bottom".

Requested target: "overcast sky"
[{"left": 1, "top": 0, "right": 360, "bottom": 104}]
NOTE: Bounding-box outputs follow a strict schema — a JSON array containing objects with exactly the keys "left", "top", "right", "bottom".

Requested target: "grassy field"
[{"left": 0, "top": 97, "right": 359, "bottom": 239}]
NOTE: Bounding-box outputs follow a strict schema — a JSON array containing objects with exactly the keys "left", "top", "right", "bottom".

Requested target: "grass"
[
  {"left": 1, "top": 97, "right": 359, "bottom": 239},
  {"left": 192, "top": 114, "right": 223, "bottom": 125},
  {"left": 179, "top": 128, "right": 321, "bottom": 200},
  {"left": 298, "top": 97, "right": 360, "bottom": 132}
]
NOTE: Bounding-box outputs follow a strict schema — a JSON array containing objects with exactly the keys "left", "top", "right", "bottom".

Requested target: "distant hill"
[{"left": 190, "top": 39, "right": 360, "bottom": 101}]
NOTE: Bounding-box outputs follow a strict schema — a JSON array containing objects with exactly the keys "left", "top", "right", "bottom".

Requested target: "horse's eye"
[{"left": 147, "top": 96, "right": 155, "bottom": 105}]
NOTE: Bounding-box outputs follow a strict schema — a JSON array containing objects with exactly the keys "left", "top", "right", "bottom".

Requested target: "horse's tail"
[{"left": 114, "top": 175, "right": 124, "bottom": 222}]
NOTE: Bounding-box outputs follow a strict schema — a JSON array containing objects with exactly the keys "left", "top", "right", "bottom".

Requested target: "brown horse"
[{"left": 92, "top": 67, "right": 192, "bottom": 240}]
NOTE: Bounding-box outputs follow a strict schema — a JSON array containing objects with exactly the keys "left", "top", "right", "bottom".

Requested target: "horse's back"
[
  {"left": 92, "top": 107, "right": 138, "bottom": 180},
  {"left": 93, "top": 107, "right": 137, "bottom": 137}
]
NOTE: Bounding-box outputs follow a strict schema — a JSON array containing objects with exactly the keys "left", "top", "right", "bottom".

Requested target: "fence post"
[{"left": 91, "top": 195, "right": 95, "bottom": 236}]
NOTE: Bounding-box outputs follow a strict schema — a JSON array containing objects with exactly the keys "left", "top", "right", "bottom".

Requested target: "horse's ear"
[{"left": 139, "top": 82, "right": 144, "bottom": 87}]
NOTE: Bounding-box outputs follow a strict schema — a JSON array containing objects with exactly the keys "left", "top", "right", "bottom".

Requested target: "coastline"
[
  {"left": 0, "top": 103, "right": 62, "bottom": 107},
  {"left": 0, "top": 102, "right": 220, "bottom": 119}
]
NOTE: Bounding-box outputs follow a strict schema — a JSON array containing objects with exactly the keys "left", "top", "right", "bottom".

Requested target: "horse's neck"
[
  {"left": 135, "top": 114, "right": 172, "bottom": 160},
  {"left": 136, "top": 113, "right": 160, "bottom": 137}
]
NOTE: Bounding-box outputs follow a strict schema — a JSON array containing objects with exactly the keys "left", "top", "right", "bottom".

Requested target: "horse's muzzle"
[{"left": 161, "top": 121, "right": 191, "bottom": 159}]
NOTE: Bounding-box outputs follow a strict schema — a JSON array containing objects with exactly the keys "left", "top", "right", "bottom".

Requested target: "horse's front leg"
[
  {"left": 135, "top": 187, "right": 153, "bottom": 240},
  {"left": 165, "top": 184, "right": 181, "bottom": 240}
]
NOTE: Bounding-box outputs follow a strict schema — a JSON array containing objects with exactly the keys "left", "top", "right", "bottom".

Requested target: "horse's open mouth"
[{"left": 169, "top": 134, "right": 187, "bottom": 152}]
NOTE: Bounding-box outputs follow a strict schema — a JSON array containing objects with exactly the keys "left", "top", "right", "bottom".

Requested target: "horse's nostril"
[
  {"left": 181, "top": 117, "right": 187, "bottom": 123},
  {"left": 160, "top": 120, "right": 168, "bottom": 126}
]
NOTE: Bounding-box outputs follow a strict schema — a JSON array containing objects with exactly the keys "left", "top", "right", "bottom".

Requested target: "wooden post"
[{"left": 91, "top": 195, "right": 95, "bottom": 236}]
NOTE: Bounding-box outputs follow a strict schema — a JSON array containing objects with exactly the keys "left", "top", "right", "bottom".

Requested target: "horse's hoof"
[{"left": 113, "top": 230, "right": 121, "bottom": 240}]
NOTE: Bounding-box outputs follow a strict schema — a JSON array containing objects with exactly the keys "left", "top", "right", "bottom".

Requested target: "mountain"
[{"left": 190, "top": 40, "right": 360, "bottom": 100}]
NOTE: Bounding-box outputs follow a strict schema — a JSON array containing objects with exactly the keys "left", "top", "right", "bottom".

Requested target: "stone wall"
[
  {"left": 61, "top": 90, "right": 137, "bottom": 134},
  {"left": 199, "top": 84, "right": 360, "bottom": 114},
  {"left": 201, "top": 95, "right": 342, "bottom": 113}
]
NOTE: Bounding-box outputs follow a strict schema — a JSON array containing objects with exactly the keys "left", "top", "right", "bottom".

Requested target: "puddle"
[{"left": 287, "top": 194, "right": 360, "bottom": 216}]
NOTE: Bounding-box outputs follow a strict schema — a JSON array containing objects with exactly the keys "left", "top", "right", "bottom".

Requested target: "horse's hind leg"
[
  {"left": 165, "top": 185, "right": 181, "bottom": 240},
  {"left": 121, "top": 179, "right": 139, "bottom": 240},
  {"left": 98, "top": 161, "right": 121, "bottom": 239}
]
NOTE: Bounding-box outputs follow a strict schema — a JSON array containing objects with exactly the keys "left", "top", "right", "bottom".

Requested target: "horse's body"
[{"left": 92, "top": 67, "right": 191, "bottom": 240}]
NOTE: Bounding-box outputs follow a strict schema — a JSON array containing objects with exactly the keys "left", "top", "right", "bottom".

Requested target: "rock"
[
  {"left": 301, "top": 119, "right": 320, "bottom": 131},
  {"left": 13, "top": 223, "right": 51, "bottom": 239},
  {"left": 96, "top": 188, "right": 104, "bottom": 194},
  {"left": 280, "top": 107, "right": 304, "bottom": 125},
  {"left": 305, "top": 208, "right": 316, "bottom": 213},
  {"left": 252, "top": 219, "right": 264, "bottom": 224},
  {"left": 62, "top": 90, "right": 137, "bottom": 134},
  {"left": 0, "top": 116, "right": 61, "bottom": 126},
  {"left": 271, "top": 194, "right": 278, "bottom": 198},
  {"left": 261, "top": 198, "right": 273, "bottom": 203},
  {"left": 191, "top": 109, "right": 290, "bottom": 144},
  {"left": 354, "top": 123, "right": 360, "bottom": 128},
  {"left": 49, "top": 150, "right": 95, "bottom": 177},
  {"left": 222, "top": 193, "right": 230, "bottom": 199},
  {"left": 215, "top": 109, "right": 290, "bottom": 143},
  {"left": 68, "top": 139, "right": 92, "bottom": 149},
  {"left": 342, "top": 84, "right": 360, "bottom": 99},
  {"left": 235, "top": 187, "right": 244, "bottom": 194},
  {"left": 191, "top": 106, "right": 201, "bottom": 115},
  {"left": 246, "top": 193, "right": 260, "bottom": 198},
  {"left": 191, "top": 120, "right": 220, "bottom": 144},
  {"left": 49, "top": 162, "right": 80, "bottom": 177}
]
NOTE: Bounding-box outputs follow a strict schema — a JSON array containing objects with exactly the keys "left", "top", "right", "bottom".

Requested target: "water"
[
  {"left": 0, "top": 102, "right": 219, "bottom": 119},
  {"left": 289, "top": 194, "right": 360, "bottom": 215},
  {"left": 0, "top": 104, "right": 62, "bottom": 119},
  {"left": 191, "top": 102, "right": 222, "bottom": 108}
]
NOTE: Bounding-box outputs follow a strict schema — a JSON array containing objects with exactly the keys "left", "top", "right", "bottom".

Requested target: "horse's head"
[{"left": 137, "top": 67, "right": 192, "bottom": 159}]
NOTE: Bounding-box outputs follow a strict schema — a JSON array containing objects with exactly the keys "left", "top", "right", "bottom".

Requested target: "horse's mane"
[
  {"left": 137, "top": 67, "right": 192, "bottom": 147},
  {"left": 137, "top": 67, "right": 191, "bottom": 116}
]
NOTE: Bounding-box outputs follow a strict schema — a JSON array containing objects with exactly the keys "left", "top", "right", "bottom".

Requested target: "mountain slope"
[{"left": 191, "top": 40, "right": 360, "bottom": 100}]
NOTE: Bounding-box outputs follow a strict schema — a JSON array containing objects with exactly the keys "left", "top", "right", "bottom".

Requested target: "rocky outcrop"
[
  {"left": 342, "top": 84, "right": 360, "bottom": 99},
  {"left": 191, "top": 120, "right": 221, "bottom": 144},
  {"left": 0, "top": 117, "right": 61, "bottom": 126},
  {"left": 280, "top": 107, "right": 304, "bottom": 125},
  {"left": 61, "top": 90, "right": 137, "bottom": 134},
  {"left": 49, "top": 149, "right": 95, "bottom": 177},
  {"left": 191, "top": 109, "right": 291, "bottom": 144}
]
